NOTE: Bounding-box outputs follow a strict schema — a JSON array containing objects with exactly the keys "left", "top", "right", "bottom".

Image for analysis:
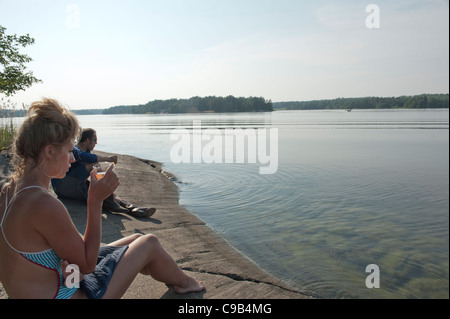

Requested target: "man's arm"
[{"left": 96, "top": 155, "right": 117, "bottom": 164}]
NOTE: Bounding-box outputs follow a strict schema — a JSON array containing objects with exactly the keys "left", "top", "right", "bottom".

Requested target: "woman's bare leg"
[
  {"left": 102, "top": 233, "right": 205, "bottom": 299},
  {"left": 107, "top": 233, "right": 142, "bottom": 247}
]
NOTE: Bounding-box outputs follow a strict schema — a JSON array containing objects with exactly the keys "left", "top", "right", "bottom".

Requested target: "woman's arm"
[
  {"left": 35, "top": 165, "right": 119, "bottom": 273},
  {"left": 83, "top": 165, "right": 119, "bottom": 271}
]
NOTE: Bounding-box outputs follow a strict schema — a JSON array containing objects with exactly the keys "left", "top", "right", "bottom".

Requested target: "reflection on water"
[{"left": 77, "top": 109, "right": 449, "bottom": 298}]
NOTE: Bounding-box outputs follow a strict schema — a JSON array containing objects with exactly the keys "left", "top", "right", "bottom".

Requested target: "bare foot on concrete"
[{"left": 175, "top": 276, "right": 205, "bottom": 294}]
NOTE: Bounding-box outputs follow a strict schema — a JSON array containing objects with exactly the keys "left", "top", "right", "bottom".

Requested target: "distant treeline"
[
  {"left": 1, "top": 108, "right": 102, "bottom": 117},
  {"left": 73, "top": 109, "right": 104, "bottom": 115},
  {"left": 1, "top": 94, "right": 448, "bottom": 118},
  {"left": 273, "top": 94, "right": 449, "bottom": 110},
  {"left": 103, "top": 96, "right": 273, "bottom": 114},
  {"left": 0, "top": 109, "right": 25, "bottom": 117}
]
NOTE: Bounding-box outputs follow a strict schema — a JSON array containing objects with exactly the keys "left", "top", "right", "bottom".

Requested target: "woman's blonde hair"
[{"left": 11, "top": 98, "right": 80, "bottom": 178}]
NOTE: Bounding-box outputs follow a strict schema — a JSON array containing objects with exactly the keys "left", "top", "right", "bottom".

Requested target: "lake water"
[{"left": 75, "top": 109, "right": 449, "bottom": 298}]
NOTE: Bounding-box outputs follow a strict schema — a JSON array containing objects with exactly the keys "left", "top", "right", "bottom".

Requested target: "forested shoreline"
[
  {"left": 102, "top": 93, "right": 449, "bottom": 114},
  {"left": 1, "top": 94, "right": 448, "bottom": 117},
  {"left": 103, "top": 96, "right": 273, "bottom": 114},
  {"left": 273, "top": 94, "right": 449, "bottom": 110}
]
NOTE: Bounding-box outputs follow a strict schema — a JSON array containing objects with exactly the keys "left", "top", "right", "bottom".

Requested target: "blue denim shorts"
[{"left": 80, "top": 245, "right": 128, "bottom": 299}]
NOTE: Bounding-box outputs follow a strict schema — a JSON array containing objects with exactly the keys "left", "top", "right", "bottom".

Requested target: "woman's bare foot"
[{"left": 174, "top": 275, "right": 206, "bottom": 294}]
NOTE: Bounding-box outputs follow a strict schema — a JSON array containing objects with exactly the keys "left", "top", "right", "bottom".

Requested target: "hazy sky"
[{"left": 1, "top": 0, "right": 448, "bottom": 109}]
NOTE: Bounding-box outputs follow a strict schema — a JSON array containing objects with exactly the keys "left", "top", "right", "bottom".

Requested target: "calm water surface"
[{"left": 76, "top": 109, "right": 449, "bottom": 298}]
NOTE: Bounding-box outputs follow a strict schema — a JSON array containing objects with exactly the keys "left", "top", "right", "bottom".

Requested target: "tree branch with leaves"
[{"left": 0, "top": 25, "right": 42, "bottom": 96}]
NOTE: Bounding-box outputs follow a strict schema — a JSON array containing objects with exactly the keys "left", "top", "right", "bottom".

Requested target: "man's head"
[{"left": 78, "top": 128, "right": 97, "bottom": 151}]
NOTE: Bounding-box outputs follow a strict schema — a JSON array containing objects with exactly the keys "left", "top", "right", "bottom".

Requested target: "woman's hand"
[{"left": 88, "top": 164, "right": 119, "bottom": 203}]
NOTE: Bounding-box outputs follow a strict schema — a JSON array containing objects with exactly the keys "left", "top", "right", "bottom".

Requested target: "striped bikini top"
[{"left": 0, "top": 186, "right": 78, "bottom": 299}]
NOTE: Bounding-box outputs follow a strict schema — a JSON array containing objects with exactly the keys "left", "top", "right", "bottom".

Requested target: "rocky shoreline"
[{"left": 0, "top": 150, "right": 309, "bottom": 299}]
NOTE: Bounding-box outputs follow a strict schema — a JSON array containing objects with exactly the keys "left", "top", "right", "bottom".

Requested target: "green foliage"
[
  {"left": 0, "top": 25, "right": 42, "bottom": 96},
  {"left": 0, "top": 25, "right": 39, "bottom": 149},
  {"left": 273, "top": 94, "right": 449, "bottom": 110},
  {"left": 103, "top": 95, "right": 273, "bottom": 114},
  {"left": 0, "top": 97, "right": 28, "bottom": 152},
  {"left": 0, "top": 118, "right": 15, "bottom": 150},
  {"left": 103, "top": 94, "right": 448, "bottom": 115},
  {"left": 72, "top": 109, "right": 104, "bottom": 115}
]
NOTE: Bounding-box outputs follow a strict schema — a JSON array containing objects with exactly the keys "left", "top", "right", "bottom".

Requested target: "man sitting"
[{"left": 52, "top": 128, "right": 155, "bottom": 218}]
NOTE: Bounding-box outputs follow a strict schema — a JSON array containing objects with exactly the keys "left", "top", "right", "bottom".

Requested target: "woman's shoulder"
[
  {"left": 22, "top": 188, "right": 69, "bottom": 222},
  {"left": 35, "top": 189, "right": 67, "bottom": 212},
  {"left": 25, "top": 191, "right": 74, "bottom": 240}
]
